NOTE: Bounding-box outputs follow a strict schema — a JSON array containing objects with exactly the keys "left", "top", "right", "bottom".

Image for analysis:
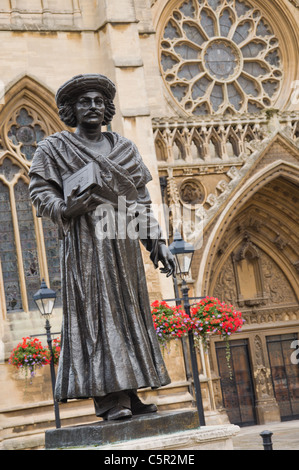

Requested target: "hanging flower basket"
[
  {"left": 190, "top": 296, "right": 244, "bottom": 348},
  {"left": 151, "top": 296, "right": 244, "bottom": 376},
  {"left": 151, "top": 300, "right": 195, "bottom": 349},
  {"left": 190, "top": 296, "right": 244, "bottom": 373},
  {"left": 8, "top": 337, "right": 51, "bottom": 379}
]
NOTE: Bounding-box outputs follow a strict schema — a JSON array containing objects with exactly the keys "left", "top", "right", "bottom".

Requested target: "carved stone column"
[{"left": 251, "top": 335, "right": 281, "bottom": 424}]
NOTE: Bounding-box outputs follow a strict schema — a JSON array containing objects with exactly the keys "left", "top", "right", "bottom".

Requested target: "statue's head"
[{"left": 55, "top": 74, "right": 116, "bottom": 128}]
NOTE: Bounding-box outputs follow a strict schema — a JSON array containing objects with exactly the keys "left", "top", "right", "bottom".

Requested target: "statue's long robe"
[{"left": 29, "top": 131, "right": 170, "bottom": 402}]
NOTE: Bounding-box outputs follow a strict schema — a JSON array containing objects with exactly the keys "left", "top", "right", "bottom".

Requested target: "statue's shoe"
[
  {"left": 131, "top": 401, "right": 158, "bottom": 415},
  {"left": 103, "top": 405, "right": 132, "bottom": 421}
]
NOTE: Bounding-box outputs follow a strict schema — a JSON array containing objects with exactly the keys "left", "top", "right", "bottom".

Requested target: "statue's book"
[{"left": 63, "top": 162, "right": 102, "bottom": 201}]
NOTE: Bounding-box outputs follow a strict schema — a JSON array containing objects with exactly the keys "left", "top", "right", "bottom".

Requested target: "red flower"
[
  {"left": 151, "top": 297, "right": 244, "bottom": 360},
  {"left": 8, "top": 337, "right": 51, "bottom": 379}
]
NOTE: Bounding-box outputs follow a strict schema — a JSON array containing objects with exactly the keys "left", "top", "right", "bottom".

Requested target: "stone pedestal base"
[
  {"left": 255, "top": 398, "right": 281, "bottom": 424},
  {"left": 45, "top": 410, "right": 239, "bottom": 451},
  {"left": 84, "top": 425, "right": 240, "bottom": 451}
]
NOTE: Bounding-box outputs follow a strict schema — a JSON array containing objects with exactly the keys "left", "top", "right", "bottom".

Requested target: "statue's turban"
[{"left": 56, "top": 74, "right": 116, "bottom": 106}]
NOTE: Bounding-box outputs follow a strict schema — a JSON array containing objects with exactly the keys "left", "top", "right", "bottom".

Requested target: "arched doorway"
[{"left": 199, "top": 166, "right": 299, "bottom": 425}]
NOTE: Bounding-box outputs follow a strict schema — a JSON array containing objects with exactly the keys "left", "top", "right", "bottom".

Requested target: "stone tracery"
[
  {"left": 0, "top": 76, "right": 64, "bottom": 314},
  {"left": 159, "top": 0, "right": 283, "bottom": 115}
]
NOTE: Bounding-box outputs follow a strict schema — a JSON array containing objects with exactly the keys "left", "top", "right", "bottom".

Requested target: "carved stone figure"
[
  {"left": 179, "top": 179, "right": 205, "bottom": 205},
  {"left": 29, "top": 74, "right": 175, "bottom": 420}
]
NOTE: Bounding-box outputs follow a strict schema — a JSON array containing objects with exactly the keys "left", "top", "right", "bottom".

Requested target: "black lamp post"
[
  {"left": 33, "top": 279, "right": 61, "bottom": 429},
  {"left": 169, "top": 232, "right": 206, "bottom": 426}
]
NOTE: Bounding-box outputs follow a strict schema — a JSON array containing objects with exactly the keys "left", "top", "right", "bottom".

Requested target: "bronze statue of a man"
[{"left": 29, "top": 74, "right": 175, "bottom": 420}]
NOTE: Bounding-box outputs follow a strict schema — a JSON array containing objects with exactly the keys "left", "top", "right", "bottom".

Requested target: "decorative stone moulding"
[
  {"left": 0, "top": 0, "right": 82, "bottom": 30},
  {"left": 155, "top": 110, "right": 299, "bottom": 248},
  {"left": 179, "top": 177, "right": 206, "bottom": 206},
  {"left": 159, "top": 0, "right": 283, "bottom": 116}
]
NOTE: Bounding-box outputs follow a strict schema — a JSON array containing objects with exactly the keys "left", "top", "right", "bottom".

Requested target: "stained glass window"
[
  {"left": 159, "top": 0, "right": 282, "bottom": 115},
  {"left": 8, "top": 108, "right": 45, "bottom": 161},
  {"left": 0, "top": 181, "right": 23, "bottom": 312},
  {"left": 0, "top": 106, "right": 61, "bottom": 313},
  {"left": 42, "top": 218, "right": 62, "bottom": 307},
  {"left": 0, "top": 96, "right": 63, "bottom": 315},
  {"left": 0, "top": 164, "right": 62, "bottom": 313},
  {"left": 15, "top": 179, "right": 41, "bottom": 310}
]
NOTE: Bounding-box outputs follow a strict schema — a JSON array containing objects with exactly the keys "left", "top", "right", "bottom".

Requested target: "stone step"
[
  {"left": 0, "top": 400, "right": 97, "bottom": 450},
  {"left": 1, "top": 431, "right": 46, "bottom": 451},
  {"left": 0, "top": 381, "right": 195, "bottom": 450}
]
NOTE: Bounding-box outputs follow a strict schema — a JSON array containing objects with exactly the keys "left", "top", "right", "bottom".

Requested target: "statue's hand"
[
  {"left": 158, "top": 243, "right": 176, "bottom": 278},
  {"left": 62, "top": 186, "right": 102, "bottom": 219}
]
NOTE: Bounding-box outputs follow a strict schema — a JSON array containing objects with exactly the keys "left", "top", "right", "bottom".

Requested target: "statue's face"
[{"left": 74, "top": 90, "right": 106, "bottom": 127}]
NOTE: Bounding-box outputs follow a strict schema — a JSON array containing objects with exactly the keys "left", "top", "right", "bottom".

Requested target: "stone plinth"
[
  {"left": 45, "top": 409, "right": 239, "bottom": 450},
  {"left": 92, "top": 424, "right": 240, "bottom": 451}
]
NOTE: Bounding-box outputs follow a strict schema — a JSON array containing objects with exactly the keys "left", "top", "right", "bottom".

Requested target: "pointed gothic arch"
[
  {"left": 196, "top": 158, "right": 299, "bottom": 298},
  {"left": 0, "top": 75, "right": 64, "bottom": 318},
  {"left": 0, "top": 75, "right": 64, "bottom": 167},
  {"left": 1, "top": 74, "right": 62, "bottom": 125},
  {"left": 225, "top": 127, "right": 241, "bottom": 157},
  {"left": 189, "top": 127, "right": 205, "bottom": 161},
  {"left": 154, "top": 129, "right": 168, "bottom": 162}
]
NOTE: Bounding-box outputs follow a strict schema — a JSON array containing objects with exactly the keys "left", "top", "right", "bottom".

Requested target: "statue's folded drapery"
[{"left": 29, "top": 131, "right": 171, "bottom": 402}]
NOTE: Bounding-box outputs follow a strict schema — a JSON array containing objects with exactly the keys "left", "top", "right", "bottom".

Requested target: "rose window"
[{"left": 160, "top": 0, "right": 282, "bottom": 115}]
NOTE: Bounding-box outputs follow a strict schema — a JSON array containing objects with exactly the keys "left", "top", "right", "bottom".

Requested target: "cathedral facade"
[{"left": 0, "top": 0, "right": 298, "bottom": 448}]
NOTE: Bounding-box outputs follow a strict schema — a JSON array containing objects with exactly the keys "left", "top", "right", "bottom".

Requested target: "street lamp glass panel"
[
  {"left": 33, "top": 279, "right": 56, "bottom": 318},
  {"left": 169, "top": 232, "right": 195, "bottom": 278},
  {"left": 176, "top": 252, "right": 193, "bottom": 276},
  {"left": 37, "top": 298, "right": 55, "bottom": 317}
]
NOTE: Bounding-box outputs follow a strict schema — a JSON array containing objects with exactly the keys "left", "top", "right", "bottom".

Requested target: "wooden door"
[
  {"left": 216, "top": 339, "right": 257, "bottom": 426},
  {"left": 266, "top": 333, "right": 299, "bottom": 421}
]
